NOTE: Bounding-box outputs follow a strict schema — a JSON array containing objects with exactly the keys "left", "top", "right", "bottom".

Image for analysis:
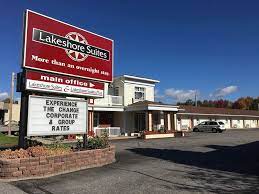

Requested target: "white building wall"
[
  {"left": 251, "top": 120, "right": 257, "bottom": 128},
  {"left": 244, "top": 120, "right": 251, "bottom": 128},
  {"left": 4, "top": 104, "right": 20, "bottom": 123},
  {"left": 216, "top": 118, "right": 231, "bottom": 129},
  {"left": 181, "top": 119, "right": 191, "bottom": 130},
  {"left": 94, "top": 83, "right": 110, "bottom": 106},
  {"left": 123, "top": 82, "right": 154, "bottom": 106},
  {"left": 232, "top": 119, "right": 244, "bottom": 128},
  {"left": 176, "top": 114, "right": 259, "bottom": 130}
]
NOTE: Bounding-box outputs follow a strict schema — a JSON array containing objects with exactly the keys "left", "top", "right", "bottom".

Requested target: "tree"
[
  {"left": 177, "top": 96, "right": 259, "bottom": 110},
  {"left": 250, "top": 97, "right": 259, "bottom": 110}
]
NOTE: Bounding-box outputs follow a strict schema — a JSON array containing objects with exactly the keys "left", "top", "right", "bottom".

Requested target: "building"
[
  {"left": 2, "top": 74, "right": 259, "bottom": 135},
  {"left": 88, "top": 75, "right": 179, "bottom": 136},
  {"left": 0, "top": 101, "right": 20, "bottom": 125},
  {"left": 89, "top": 75, "right": 259, "bottom": 136},
  {"left": 87, "top": 75, "right": 259, "bottom": 136},
  {"left": 177, "top": 105, "right": 259, "bottom": 131}
]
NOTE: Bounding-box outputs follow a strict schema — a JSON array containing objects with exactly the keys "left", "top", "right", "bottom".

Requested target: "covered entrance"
[{"left": 125, "top": 101, "right": 179, "bottom": 133}]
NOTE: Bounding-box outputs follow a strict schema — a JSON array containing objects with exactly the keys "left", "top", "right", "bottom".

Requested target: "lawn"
[{"left": 0, "top": 133, "right": 18, "bottom": 147}]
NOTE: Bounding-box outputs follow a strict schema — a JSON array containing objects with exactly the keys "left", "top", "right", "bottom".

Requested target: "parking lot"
[{"left": 7, "top": 129, "right": 259, "bottom": 193}]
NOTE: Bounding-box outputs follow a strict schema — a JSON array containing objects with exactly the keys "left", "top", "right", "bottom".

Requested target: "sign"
[
  {"left": 23, "top": 10, "right": 113, "bottom": 82},
  {"left": 25, "top": 70, "right": 104, "bottom": 98},
  {"left": 27, "top": 95, "right": 87, "bottom": 136}
]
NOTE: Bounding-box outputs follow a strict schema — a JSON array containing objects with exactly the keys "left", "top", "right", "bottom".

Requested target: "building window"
[
  {"left": 94, "top": 113, "right": 99, "bottom": 127},
  {"left": 114, "top": 87, "right": 119, "bottom": 96},
  {"left": 135, "top": 87, "right": 145, "bottom": 100}
]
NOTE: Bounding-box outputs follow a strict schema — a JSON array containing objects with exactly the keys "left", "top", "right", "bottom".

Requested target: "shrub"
[
  {"left": 0, "top": 143, "right": 72, "bottom": 159},
  {"left": 46, "top": 142, "right": 72, "bottom": 156},
  {"left": 86, "top": 133, "right": 109, "bottom": 149},
  {"left": 27, "top": 146, "right": 48, "bottom": 157},
  {"left": 0, "top": 148, "right": 29, "bottom": 159}
]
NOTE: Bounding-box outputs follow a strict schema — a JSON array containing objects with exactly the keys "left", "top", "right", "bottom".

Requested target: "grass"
[{"left": 0, "top": 133, "right": 18, "bottom": 147}]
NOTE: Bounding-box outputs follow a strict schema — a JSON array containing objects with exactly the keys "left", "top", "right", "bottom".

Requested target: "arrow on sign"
[{"left": 89, "top": 83, "right": 95, "bottom": 88}]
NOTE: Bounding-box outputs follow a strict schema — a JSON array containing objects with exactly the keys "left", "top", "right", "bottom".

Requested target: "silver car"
[{"left": 193, "top": 121, "right": 226, "bottom": 133}]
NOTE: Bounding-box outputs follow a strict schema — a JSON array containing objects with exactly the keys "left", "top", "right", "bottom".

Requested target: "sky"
[{"left": 0, "top": 0, "right": 259, "bottom": 103}]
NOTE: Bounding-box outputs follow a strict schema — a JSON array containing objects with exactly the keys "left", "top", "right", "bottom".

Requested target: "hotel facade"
[
  {"left": 87, "top": 75, "right": 259, "bottom": 136},
  {"left": 1, "top": 74, "right": 259, "bottom": 136}
]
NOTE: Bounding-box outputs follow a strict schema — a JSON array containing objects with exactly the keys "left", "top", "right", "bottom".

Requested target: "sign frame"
[
  {"left": 22, "top": 9, "right": 114, "bottom": 83},
  {"left": 27, "top": 95, "right": 88, "bottom": 136}
]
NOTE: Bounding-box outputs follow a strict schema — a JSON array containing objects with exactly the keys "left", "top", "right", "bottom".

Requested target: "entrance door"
[
  {"left": 0, "top": 110, "right": 4, "bottom": 125},
  {"left": 135, "top": 113, "right": 146, "bottom": 132}
]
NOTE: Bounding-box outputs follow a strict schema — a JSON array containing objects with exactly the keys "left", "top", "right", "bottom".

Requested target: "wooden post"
[
  {"left": 164, "top": 111, "right": 168, "bottom": 131},
  {"left": 8, "top": 72, "right": 15, "bottom": 136},
  {"left": 18, "top": 92, "right": 28, "bottom": 148},
  {"left": 83, "top": 97, "right": 88, "bottom": 149}
]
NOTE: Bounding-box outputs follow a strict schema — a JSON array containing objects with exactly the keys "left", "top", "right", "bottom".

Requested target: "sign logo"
[
  {"left": 33, "top": 28, "right": 110, "bottom": 61},
  {"left": 65, "top": 32, "right": 89, "bottom": 62}
]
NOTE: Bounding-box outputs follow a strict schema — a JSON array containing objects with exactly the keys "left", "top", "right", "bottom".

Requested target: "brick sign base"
[{"left": 0, "top": 146, "right": 115, "bottom": 181}]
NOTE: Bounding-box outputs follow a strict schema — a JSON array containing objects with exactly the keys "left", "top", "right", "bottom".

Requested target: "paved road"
[{"left": 6, "top": 129, "right": 259, "bottom": 193}]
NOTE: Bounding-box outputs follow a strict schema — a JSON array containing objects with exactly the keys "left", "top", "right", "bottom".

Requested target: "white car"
[{"left": 193, "top": 121, "right": 226, "bottom": 133}]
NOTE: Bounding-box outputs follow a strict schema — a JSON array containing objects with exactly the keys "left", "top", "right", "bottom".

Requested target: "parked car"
[{"left": 193, "top": 121, "right": 226, "bottom": 133}]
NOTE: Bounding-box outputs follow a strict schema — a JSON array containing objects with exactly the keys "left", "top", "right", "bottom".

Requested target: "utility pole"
[
  {"left": 194, "top": 91, "right": 198, "bottom": 107},
  {"left": 8, "top": 72, "right": 15, "bottom": 136}
]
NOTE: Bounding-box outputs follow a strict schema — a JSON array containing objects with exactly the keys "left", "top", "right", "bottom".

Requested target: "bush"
[
  {"left": 86, "top": 133, "right": 109, "bottom": 149},
  {"left": 0, "top": 144, "right": 72, "bottom": 159},
  {"left": 0, "top": 149, "right": 29, "bottom": 159}
]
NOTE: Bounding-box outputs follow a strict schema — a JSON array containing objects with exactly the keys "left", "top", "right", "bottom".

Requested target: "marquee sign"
[
  {"left": 27, "top": 95, "right": 87, "bottom": 136},
  {"left": 23, "top": 10, "right": 113, "bottom": 82},
  {"left": 25, "top": 70, "right": 104, "bottom": 98}
]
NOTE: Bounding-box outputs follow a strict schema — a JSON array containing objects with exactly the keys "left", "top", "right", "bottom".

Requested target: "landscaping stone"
[{"left": 0, "top": 145, "right": 115, "bottom": 181}]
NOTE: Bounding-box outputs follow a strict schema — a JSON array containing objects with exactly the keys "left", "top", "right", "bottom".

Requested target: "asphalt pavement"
[{"left": 3, "top": 128, "right": 259, "bottom": 193}]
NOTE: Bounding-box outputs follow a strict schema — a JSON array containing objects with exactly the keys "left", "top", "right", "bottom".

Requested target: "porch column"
[
  {"left": 145, "top": 111, "right": 153, "bottom": 131},
  {"left": 171, "top": 113, "right": 177, "bottom": 131},
  {"left": 172, "top": 112, "right": 177, "bottom": 131},
  {"left": 88, "top": 111, "right": 94, "bottom": 133},
  {"left": 163, "top": 111, "right": 171, "bottom": 131}
]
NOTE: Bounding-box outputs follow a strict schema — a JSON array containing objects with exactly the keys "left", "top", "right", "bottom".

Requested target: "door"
[
  {"left": 203, "top": 121, "right": 210, "bottom": 132},
  {"left": 0, "top": 110, "right": 4, "bottom": 125},
  {"left": 209, "top": 121, "right": 217, "bottom": 132},
  {"left": 197, "top": 121, "right": 206, "bottom": 131},
  {"left": 135, "top": 113, "right": 146, "bottom": 132}
]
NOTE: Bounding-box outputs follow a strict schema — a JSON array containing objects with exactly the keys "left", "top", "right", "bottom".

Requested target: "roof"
[
  {"left": 129, "top": 100, "right": 179, "bottom": 107},
  {"left": 179, "top": 105, "right": 259, "bottom": 117},
  {"left": 126, "top": 100, "right": 179, "bottom": 112},
  {"left": 115, "top": 75, "right": 160, "bottom": 83}
]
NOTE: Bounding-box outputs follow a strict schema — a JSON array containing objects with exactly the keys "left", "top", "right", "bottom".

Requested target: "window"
[
  {"left": 135, "top": 87, "right": 145, "bottom": 100},
  {"left": 93, "top": 113, "right": 99, "bottom": 127},
  {"left": 114, "top": 87, "right": 119, "bottom": 96}
]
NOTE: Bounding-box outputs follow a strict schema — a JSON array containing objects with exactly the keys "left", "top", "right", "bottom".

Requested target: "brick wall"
[{"left": 0, "top": 145, "right": 115, "bottom": 180}]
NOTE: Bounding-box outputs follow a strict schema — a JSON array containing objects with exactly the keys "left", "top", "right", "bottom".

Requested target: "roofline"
[
  {"left": 177, "top": 112, "right": 259, "bottom": 118},
  {"left": 119, "top": 75, "right": 160, "bottom": 83}
]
